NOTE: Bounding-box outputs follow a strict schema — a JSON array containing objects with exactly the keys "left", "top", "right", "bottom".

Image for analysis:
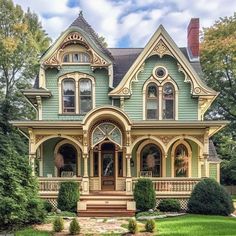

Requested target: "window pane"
[
  {"left": 63, "top": 54, "right": 70, "bottom": 62},
  {"left": 163, "top": 83, "right": 174, "bottom": 98},
  {"left": 175, "top": 144, "right": 188, "bottom": 177},
  {"left": 63, "top": 80, "right": 75, "bottom": 95},
  {"left": 80, "top": 96, "right": 92, "bottom": 114},
  {"left": 63, "top": 96, "right": 75, "bottom": 112},
  {"left": 73, "top": 53, "right": 80, "bottom": 62},
  {"left": 80, "top": 79, "right": 92, "bottom": 95},
  {"left": 148, "top": 85, "right": 157, "bottom": 97},
  {"left": 163, "top": 100, "right": 174, "bottom": 119},
  {"left": 147, "top": 100, "right": 158, "bottom": 109},
  {"left": 141, "top": 144, "right": 161, "bottom": 177},
  {"left": 147, "top": 110, "right": 157, "bottom": 119}
]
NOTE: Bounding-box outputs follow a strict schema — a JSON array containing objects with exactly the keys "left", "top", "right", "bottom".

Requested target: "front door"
[{"left": 101, "top": 143, "right": 115, "bottom": 190}]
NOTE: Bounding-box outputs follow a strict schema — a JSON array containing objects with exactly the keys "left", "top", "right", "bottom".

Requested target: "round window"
[{"left": 155, "top": 67, "right": 167, "bottom": 79}]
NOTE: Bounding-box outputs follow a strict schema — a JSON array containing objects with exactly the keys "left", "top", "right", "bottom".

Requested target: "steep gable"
[{"left": 108, "top": 25, "right": 218, "bottom": 118}]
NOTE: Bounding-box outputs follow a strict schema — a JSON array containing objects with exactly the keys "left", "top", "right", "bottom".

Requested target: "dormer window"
[{"left": 62, "top": 52, "right": 90, "bottom": 63}]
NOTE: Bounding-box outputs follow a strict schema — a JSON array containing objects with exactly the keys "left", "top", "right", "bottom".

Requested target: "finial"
[{"left": 79, "top": 10, "right": 83, "bottom": 17}]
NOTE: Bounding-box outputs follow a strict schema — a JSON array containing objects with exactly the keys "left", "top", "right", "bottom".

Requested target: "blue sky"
[{"left": 13, "top": 0, "right": 236, "bottom": 47}]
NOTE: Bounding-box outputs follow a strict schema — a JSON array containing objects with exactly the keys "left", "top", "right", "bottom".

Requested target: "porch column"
[
  {"left": 126, "top": 156, "right": 131, "bottom": 178},
  {"left": 82, "top": 154, "right": 89, "bottom": 195},
  {"left": 83, "top": 154, "right": 88, "bottom": 177},
  {"left": 126, "top": 154, "right": 133, "bottom": 194},
  {"left": 29, "top": 154, "right": 36, "bottom": 176},
  {"left": 203, "top": 129, "right": 209, "bottom": 177}
]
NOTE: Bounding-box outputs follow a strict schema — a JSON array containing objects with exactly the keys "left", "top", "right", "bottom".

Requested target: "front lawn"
[
  {"left": 15, "top": 228, "right": 52, "bottom": 236},
  {"left": 156, "top": 214, "right": 236, "bottom": 236}
]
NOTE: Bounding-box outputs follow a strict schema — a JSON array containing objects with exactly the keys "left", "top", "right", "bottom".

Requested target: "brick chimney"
[{"left": 187, "top": 18, "right": 199, "bottom": 59}]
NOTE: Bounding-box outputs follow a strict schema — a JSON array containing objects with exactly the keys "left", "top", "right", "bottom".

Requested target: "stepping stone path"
[{"left": 35, "top": 217, "right": 131, "bottom": 235}]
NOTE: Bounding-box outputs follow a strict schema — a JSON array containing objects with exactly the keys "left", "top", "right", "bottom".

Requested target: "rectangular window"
[
  {"left": 93, "top": 152, "right": 99, "bottom": 177},
  {"left": 79, "top": 79, "right": 92, "bottom": 114},
  {"left": 63, "top": 79, "right": 75, "bottom": 113},
  {"left": 118, "top": 152, "right": 123, "bottom": 177}
]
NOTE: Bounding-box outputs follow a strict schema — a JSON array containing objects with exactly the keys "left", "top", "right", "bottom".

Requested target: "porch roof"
[{"left": 10, "top": 120, "right": 228, "bottom": 137}]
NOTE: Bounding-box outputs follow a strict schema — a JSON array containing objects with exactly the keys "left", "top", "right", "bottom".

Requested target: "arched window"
[
  {"left": 174, "top": 144, "right": 189, "bottom": 177},
  {"left": 163, "top": 83, "right": 174, "bottom": 119},
  {"left": 62, "top": 79, "right": 75, "bottom": 113},
  {"left": 146, "top": 83, "right": 159, "bottom": 119},
  {"left": 56, "top": 144, "right": 77, "bottom": 177},
  {"left": 141, "top": 144, "right": 162, "bottom": 177},
  {"left": 63, "top": 52, "right": 90, "bottom": 63},
  {"left": 79, "top": 79, "right": 92, "bottom": 114}
]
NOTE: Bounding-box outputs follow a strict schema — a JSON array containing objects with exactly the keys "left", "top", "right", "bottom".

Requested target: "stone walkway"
[{"left": 35, "top": 217, "right": 134, "bottom": 235}]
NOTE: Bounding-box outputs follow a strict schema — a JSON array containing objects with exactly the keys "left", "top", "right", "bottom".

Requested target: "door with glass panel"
[{"left": 101, "top": 143, "right": 115, "bottom": 190}]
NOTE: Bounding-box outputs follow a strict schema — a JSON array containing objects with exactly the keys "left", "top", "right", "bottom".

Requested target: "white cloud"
[{"left": 13, "top": 0, "right": 236, "bottom": 47}]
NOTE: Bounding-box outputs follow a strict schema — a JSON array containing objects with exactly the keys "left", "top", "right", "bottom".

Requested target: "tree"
[
  {"left": 0, "top": 0, "right": 51, "bottom": 131},
  {"left": 201, "top": 13, "right": 236, "bottom": 184},
  {"left": 0, "top": 129, "right": 46, "bottom": 230}
]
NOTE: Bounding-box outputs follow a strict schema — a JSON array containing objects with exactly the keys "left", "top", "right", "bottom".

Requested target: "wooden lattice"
[{"left": 156, "top": 198, "right": 189, "bottom": 211}]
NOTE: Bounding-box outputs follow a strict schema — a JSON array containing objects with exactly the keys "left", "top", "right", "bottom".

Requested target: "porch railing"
[
  {"left": 132, "top": 177, "right": 201, "bottom": 195},
  {"left": 38, "top": 177, "right": 82, "bottom": 193}
]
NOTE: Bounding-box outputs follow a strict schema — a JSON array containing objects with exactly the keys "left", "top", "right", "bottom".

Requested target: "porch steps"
[{"left": 77, "top": 192, "right": 136, "bottom": 217}]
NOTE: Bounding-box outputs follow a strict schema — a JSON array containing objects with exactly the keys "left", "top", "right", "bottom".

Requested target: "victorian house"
[{"left": 12, "top": 13, "right": 227, "bottom": 216}]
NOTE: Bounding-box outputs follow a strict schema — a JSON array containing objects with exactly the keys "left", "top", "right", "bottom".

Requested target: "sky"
[{"left": 13, "top": 0, "right": 236, "bottom": 48}]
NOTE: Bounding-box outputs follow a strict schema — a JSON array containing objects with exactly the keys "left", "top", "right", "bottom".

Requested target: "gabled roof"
[
  {"left": 109, "top": 25, "right": 217, "bottom": 98},
  {"left": 70, "top": 11, "right": 113, "bottom": 61},
  {"left": 108, "top": 47, "right": 204, "bottom": 88}
]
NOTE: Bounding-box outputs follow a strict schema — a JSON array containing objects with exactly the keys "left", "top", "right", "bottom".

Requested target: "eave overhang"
[
  {"left": 22, "top": 89, "right": 52, "bottom": 109},
  {"left": 132, "top": 120, "right": 229, "bottom": 137},
  {"left": 10, "top": 120, "right": 229, "bottom": 138}
]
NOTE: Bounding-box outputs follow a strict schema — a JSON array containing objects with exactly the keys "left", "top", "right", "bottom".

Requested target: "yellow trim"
[
  {"left": 58, "top": 72, "right": 95, "bottom": 115},
  {"left": 136, "top": 139, "right": 166, "bottom": 177},
  {"left": 142, "top": 74, "right": 179, "bottom": 120}
]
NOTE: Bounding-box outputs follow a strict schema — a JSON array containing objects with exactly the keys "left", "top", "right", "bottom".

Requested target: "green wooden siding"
[
  {"left": 209, "top": 163, "right": 218, "bottom": 180},
  {"left": 124, "top": 55, "right": 198, "bottom": 120},
  {"left": 42, "top": 138, "right": 84, "bottom": 177},
  {"left": 42, "top": 138, "right": 62, "bottom": 177},
  {"left": 42, "top": 66, "right": 111, "bottom": 120}
]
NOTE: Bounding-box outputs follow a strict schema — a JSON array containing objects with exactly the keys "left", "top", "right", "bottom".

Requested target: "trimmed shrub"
[
  {"left": 57, "top": 181, "right": 80, "bottom": 212},
  {"left": 145, "top": 219, "right": 155, "bottom": 233},
  {"left": 53, "top": 217, "right": 64, "bottom": 232},
  {"left": 158, "top": 199, "right": 181, "bottom": 212},
  {"left": 128, "top": 219, "right": 138, "bottom": 234},
  {"left": 133, "top": 178, "right": 156, "bottom": 211},
  {"left": 188, "top": 178, "right": 234, "bottom": 216},
  {"left": 43, "top": 200, "right": 53, "bottom": 213},
  {"left": 69, "top": 218, "right": 80, "bottom": 235}
]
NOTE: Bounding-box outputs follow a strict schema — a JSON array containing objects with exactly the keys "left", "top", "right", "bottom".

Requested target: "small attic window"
[{"left": 62, "top": 52, "right": 90, "bottom": 63}]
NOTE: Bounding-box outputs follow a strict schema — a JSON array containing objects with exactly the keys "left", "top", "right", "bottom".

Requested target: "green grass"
[
  {"left": 155, "top": 214, "right": 236, "bottom": 236},
  {"left": 15, "top": 228, "right": 52, "bottom": 236},
  {"left": 232, "top": 195, "right": 236, "bottom": 200}
]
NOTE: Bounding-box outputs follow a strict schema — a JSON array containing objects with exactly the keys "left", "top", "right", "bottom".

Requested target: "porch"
[{"left": 39, "top": 176, "right": 201, "bottom": 197}]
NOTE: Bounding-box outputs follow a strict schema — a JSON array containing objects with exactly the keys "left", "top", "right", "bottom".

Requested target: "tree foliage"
[
  {"left": 201, "top": 13, "right": 236, "bottom": 184},
  {"left": 0, "top": 130, "right": 46, "bottom": 230}
]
